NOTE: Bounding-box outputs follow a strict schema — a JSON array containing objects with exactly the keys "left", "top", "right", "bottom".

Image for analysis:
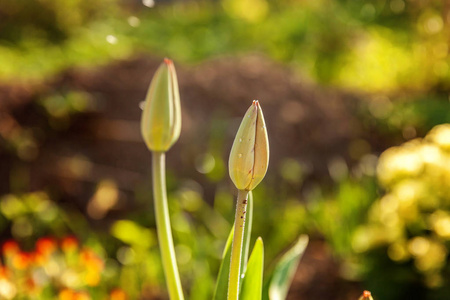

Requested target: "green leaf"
[
  {"left": 111, "top": 220, "right": 155, "bottom": 248},
  {"left": 267, "top": 235, "right": 309, "bottom": 300},
  {"left": 213, "top": 224, "right": 234, "bottom": 300},
  {"left": 240, "top": 237, "right": 264, "bottom": 300},
  {"left": 241, "top": 191, "right": 254, "bottom": 278}
]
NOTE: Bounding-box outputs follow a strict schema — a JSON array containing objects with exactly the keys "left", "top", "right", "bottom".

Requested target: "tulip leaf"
[
  {"left": 213, "top": 224, "right": 234, "bottom": 300},
  {"left": 266, "top": 235, "right": 309, "bottom": 300},
  {"left": 240, "top": 237, "right": 264, "bottom": 300}
]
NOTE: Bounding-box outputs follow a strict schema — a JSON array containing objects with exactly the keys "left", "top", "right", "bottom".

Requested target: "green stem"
[
  {"left": 152, "top": 151, "right": 184, "bottom": 300},
  {"left": 228, "top": 189, "right": 249, "bottom": 300},
  {"left": 240, "top": 191, "right": 253, "bottom": 278}
]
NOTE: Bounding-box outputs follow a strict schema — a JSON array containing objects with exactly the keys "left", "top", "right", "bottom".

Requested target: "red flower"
[
  {"left": 36, "top": 237, "right": 57, "bottom": 257},
  {"left": 2, "top": 240, "right": 19, "bottom": 257}
]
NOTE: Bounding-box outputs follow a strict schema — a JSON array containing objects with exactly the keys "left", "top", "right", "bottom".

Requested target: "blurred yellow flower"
[
  {"left": 426, "top": 124, "right": 450, "bottom": 150},
  {"left": 356, "top": 124, "right": 450, "bottom": 286}
]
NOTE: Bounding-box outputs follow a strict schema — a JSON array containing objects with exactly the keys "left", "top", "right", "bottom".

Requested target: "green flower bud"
[
  {"left": 229, "top": 100, "right": 269, "bottom": 191},
  {"left": 141, "top": 58, "right": 181, "bottom": 152}
]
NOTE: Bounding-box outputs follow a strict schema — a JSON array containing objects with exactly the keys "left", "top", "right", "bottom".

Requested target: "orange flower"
[
  {"left": 62, "top": 236, "right": 79, "bottom": 253},
  {"left": 0, "top": 266, "right": 10, "bottom": 279},
  {"left": 59, "top": 289, "right": 91, "bottom": 300},
  {"left": 12, "top": 252, "right": 32, "bottom": 270},
  {"left": 59, "top": 289, "right": 74, "bottom": 300},
  {"left": 36, "top": 237, "right": 57, "bottom": 257},
  {"left": 110, "top": 289, "right": 127, "bottom": 300},
  {"left": 25, "top": 277, "right": 38, "bottom": 292},
  {"left": 84, "top": 270, "right": 101, "bottom": 287},
  {"left": 79, "top": 249, "right": 104, "bottom": 286},
  {"left": 80, "top": 249, "right": 103, "bottom": 269},
  {"left": 75, "top": 291, "right": 91, "bottom": 300},
  {"left": 33, "top": 251, "right": 47, "bottom": 266}
]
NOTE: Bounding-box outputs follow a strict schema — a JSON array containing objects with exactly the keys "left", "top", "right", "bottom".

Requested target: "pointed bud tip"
[
  {"left": 359, "top": 290, "right": 373, "bottom": 300},
  {"left": 163, "top": 58, "right": 173, "bottom": 65},
  {"left": 252, "top": 100, "right": 259, "bottom": 106}
]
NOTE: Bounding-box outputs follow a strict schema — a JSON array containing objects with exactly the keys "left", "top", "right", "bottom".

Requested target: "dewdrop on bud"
[
  {"left": 141, "top": 58, "right": 181, "bottom": 152},
  {"left": 359, "top": 291, "right": 374, "bottom": 300},
  {"left": 229, "top": 100, "right": 269, "bottom": 191}
]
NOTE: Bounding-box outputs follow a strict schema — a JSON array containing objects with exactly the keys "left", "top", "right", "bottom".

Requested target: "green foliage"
[
  {"left": 0, "top": 0, "right": 118, "bottom": 43},
  {"left": 0, "top": 192, "right": 72, "bottom": 241},
  {"left": 40, "top": 90, "right": 94, "bottom": 119},
  {"left": 213, "top": 225, "right": 234, "bottom": 300},
  {"left": 0, "top": 0, "right": 130, "bottom": 82},
  {"left": 111, "top": 220, "right": 155, "bottom": 249},
  {"left": 265, "top": 235, "right": 308, "bottom": 300},
  {"left": 130, "top": 0, "right": 450, "bottom": 92},
  {"left": 213, "top": 188, "right": 308, "bottom": 300},
  {"left": 2, "top": 0, "right": 449, "bottom": 94},
  {"left": 240, "top": 238, "right": 264, "bottom": 300},
  {"left": 309, "top": 178, "right": 378, "bottom": 257}
]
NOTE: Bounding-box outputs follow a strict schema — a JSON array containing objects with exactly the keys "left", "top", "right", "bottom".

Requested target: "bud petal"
[
  {"left": 141, "top": 58, "right": 181, "bottom": 152},
  {"left": 229, "top": 100, "right": 269, "bottom": 191}
]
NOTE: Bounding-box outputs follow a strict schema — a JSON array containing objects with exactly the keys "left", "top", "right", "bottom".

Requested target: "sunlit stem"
[
  {"left": 228, "top": 189, "right": 249, "bottom": 300},
  {"left": 240, "top": 191, "right": 253, "bottom": 277},
  {"left": 152, "top": 151, "right": 184, "bottom": 300}
]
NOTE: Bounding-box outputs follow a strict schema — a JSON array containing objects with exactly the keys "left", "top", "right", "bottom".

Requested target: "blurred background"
[{"left": 1, "top": 0, "right": 450, "bottom": 299}]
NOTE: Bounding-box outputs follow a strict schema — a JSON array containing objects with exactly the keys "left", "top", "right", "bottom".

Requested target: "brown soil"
[
  {"left": 288, "top": 240, "right": 362, "bottom": 300},
  {"left": 0, "top": 54, "right": 375, "bottom": 196}
]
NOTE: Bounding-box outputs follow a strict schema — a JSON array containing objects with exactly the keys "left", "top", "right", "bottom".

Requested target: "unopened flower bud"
[
  {"left": 141, "top": 58, "right": 181, "bottom": 152},
  {"left": 358, "top": 290, "right": 374, "bottom": 300},
  {"left": 229, "top": 100, "right": 269, "bottom": 191}
]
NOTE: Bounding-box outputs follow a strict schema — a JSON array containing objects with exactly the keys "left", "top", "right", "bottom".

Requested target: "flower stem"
[
  {"left": 228, "top": 189, "right": 249, "bottom": 300},
  {"left": 152, "top": 151, "right": 184, "bottom": 300},
  {"left": 240, "top": 191, "right": 253, "bottom": 277}
]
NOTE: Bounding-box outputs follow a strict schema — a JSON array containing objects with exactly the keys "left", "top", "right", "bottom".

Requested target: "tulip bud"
[
  {"left": 229, "top": 100, "right": 269, "bottom": 191},
  {"left": 141, "top": 58, "right": 181, "bottom": 152},
  {"left": 358, "top": 291, "right": 374, "bottom": 300}
]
